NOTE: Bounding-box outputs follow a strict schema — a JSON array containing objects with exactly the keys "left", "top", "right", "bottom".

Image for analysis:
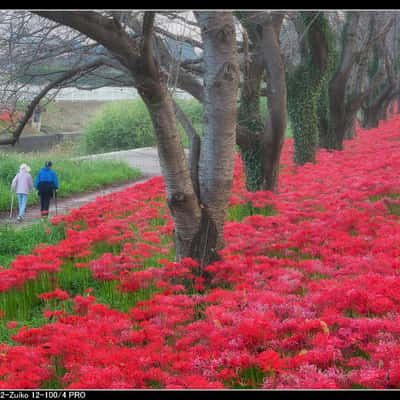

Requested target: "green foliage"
[
  {"left": 175, "top": 98, "right": 203, "bottom": 130},
  {"left": 81, "top": 98, "right": 203, "bottom": 154},
  {"left": 316, "top": 15, "right": 340, "bottom": 150},
  {"left": 238, "top": 93, "right": 265, "bottom": 134},
  {"left": 237, "top": 91, "right": 269, "bottom": 192},
  {"left": 81, "top": 100, "right": 156, "bottom": 154},
  {"left": 240, "top": 147, "right": 263, "bottom": 192},
  {"left": 287, "top": 64, "right": 320, "bottom": 165},
  {"left": 55, "top": 158, "right": 139, "bottom": 194},
  {"left": 175, "top": 98, "right": 204, "bottom": 147}
]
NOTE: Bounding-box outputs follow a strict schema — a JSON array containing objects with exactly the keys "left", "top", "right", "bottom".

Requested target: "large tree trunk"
[
  {"left": 328, "top": 12, "right": 360, "bottom": 150},
  {"left": 236, "top": 11, "right": 286, "bottom": 192},
  {"left": 288, "top": 12, "right": 333, "bottom": 164},
  {"left": 140, "top": 90, "right": 202, "bottom": 261},
  {"left": 361, "top": 81, "right": 398, "bottom": 129},
  {"left": 362, "top": 100, "right": 384, "bottom": 128},
  {"left": 236, "top": 53, "right": 264, "bottom": 192},
  {"left": 328, "top": 73, "right": 349, "bottom": 149},
  {"left": 193, "top": 12, "right": 239, "bottom": 267},
  {"left": 236, "top": 15, "right": 265, "bottom": 192},
  {"left": 260, "top": 14, "right": 287, "bottom": 191}
]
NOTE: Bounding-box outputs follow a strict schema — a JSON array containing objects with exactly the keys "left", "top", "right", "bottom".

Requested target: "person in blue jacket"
[{"left": 34, "top": 160, "right": 59, "bottom": 218}]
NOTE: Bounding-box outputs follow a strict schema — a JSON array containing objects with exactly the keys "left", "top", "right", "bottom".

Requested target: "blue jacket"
[{"left": 34, "top": 167, "right": 59, "bottom": 191}]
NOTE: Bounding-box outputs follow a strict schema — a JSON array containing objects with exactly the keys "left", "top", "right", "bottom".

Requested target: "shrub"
[
  {"left": 81, "top": 100, "right": 156, "bottom": 154},
  {"left": 81, "top": 98, "right": 204, "bottom": 154}
]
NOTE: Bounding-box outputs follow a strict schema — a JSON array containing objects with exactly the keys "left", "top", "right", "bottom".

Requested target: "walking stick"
[
  {"left": 54, "top": 190, "right": 58, "bottom": 215},
  {"left": 9, "top": 192, "right": 14, "bottom": 219}
]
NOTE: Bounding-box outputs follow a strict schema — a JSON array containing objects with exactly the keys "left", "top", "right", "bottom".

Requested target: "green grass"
[
  {"left": 0, "top": 223, "right": 170, "bottom": 330},
  {"left": 0, "top": 220, "right": 65, "bottom": 267},
  {"left": 227, "top": 202, "right": 276, "bottom": 222},
  {"left": 0, "top": 150, "right": 142, "bottom": 212},
  {"left": 285, "top": 121, "right": 294, "bottom": 138},
  {"left": 368, "top": 192, "right": 400, "bottom": 216}
]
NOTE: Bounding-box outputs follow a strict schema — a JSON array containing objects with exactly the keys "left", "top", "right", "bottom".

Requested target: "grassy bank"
[{"left": 0, "top": 220, "right": 65, "bottom": 268}]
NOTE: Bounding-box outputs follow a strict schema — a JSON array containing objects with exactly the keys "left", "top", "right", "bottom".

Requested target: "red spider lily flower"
[
  {"left": 256, "top": 349, "right": 286, "bottom": 373},
  {"left": 43, "top": 310, "right": 66, "bottom": 320},
  {"left": 37, "top": 288, "right": 70, "bottom": 301},
  {"left": 72, "top": 295, "right": 98, "bottom": 315},
  {"left": 6, "top": 321, "right": 18, "bottom": 329}
]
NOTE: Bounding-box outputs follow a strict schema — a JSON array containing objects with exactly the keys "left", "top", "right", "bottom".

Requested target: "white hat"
[{"left": 19, "top": 163, "right": 31, "bottom": 172}]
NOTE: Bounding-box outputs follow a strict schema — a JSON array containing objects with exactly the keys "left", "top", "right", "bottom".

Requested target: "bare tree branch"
[
  {"left": 172, "top": 99, "right": 201, "bottom": 198},
  {"left": 154, "top": 25, "right": 203, "bottom": 49},
  {"left": 142, "top": 11, "right": 158, "bottom": 78},
  {"left": 0, "top": 59, "right": 104, "bottom": 145}
]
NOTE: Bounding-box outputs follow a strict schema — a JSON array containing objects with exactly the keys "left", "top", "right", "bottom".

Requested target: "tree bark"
[
  {"left": 194, "top": 12, "right": 239, "bottom": 267},
  {"left": 236, "top": 11, "right": 286, "bottom": 192},
  {"left": 361, "top": 37, "right": 399, "bottom": 129},
  {"left": 236, "top": 14, "right": 265, "bottom": 192},
  {"left": 260, "top": 14, "right": 287, "bottom": 191},
  {"left": 328, "top": 12, "right": 360, "bottom": 150},
  {"left": 288, "top": 11, "right": 333, "bottom": 164}
]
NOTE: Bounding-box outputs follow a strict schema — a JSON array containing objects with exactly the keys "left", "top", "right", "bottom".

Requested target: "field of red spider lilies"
[{"left": 1, "top": 114, "right": 400, "bottom": 389}]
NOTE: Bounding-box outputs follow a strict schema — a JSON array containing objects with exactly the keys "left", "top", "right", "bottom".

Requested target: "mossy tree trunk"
[
  {"left": 260, "top": 14, "right": 287, "bottom": 191},
  {"left": 287, "top": 65, "right": 320, "bottom": 164},
  {"left": 236, "top": 12, "right": 265, "bottom": 192},
  {"left": 288, "top": 11, "right": 334, "bottom": 165},
  {"left": 236, "top": 12, "right": 287, "bottom": 192}
]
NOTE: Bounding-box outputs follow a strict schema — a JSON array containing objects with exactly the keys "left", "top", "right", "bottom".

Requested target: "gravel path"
[{"left": 0, "top": 147, "right": 162, "bottom": 228}]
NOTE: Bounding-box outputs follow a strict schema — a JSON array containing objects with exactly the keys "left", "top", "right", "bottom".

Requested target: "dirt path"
[
  {"left": 1, "top": 147, "right": 162, "bottom": 228},
  {"left": 1, "top": 175, "right": 154, "bottom": 228}
]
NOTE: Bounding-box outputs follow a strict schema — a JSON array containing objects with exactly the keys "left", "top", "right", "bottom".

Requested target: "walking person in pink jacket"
[{"left": 11, "top": 163, "right": 34, "bottom": 222}]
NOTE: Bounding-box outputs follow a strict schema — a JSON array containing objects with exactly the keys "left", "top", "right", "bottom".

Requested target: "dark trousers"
[{"left": 39, "top": 191, "right": 53, "bottom": 217}]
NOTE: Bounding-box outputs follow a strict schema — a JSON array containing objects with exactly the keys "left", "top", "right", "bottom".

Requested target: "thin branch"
[
  {"left": 172, "top": 99, "right": 201, "bottom": 198},
  {"left": 0, "top": 59, "right": 104, "bottom": 145},
  {"left": 355, "top": 15, "right": 394, "bottom": 61},
  {"left": 142, "top": 11, "right": 157, "bottom": 78},
  {"left": 33, "top": 11, "right": 142, "bottom": 74},
  {"left": 154, "top": 25, "right": 203, "bottom": 49}
]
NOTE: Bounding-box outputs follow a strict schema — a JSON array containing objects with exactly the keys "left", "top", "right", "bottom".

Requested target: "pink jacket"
[{"left": 11, "top": 171, "right": 34, "bottom": 195}]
